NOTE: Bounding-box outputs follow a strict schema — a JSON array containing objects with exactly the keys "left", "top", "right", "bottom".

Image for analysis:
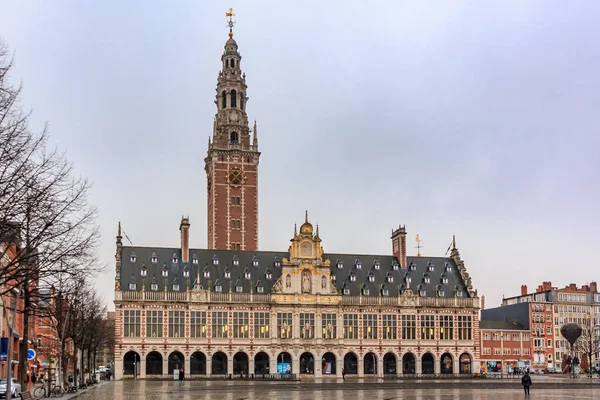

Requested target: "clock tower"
[{"left": 205, "top": 16, "right": 260, "bottom": 251}]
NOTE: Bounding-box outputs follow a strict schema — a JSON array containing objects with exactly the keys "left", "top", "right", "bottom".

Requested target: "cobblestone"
[{"left": 67, "top": 380, "right": 600, "bottom": 400}]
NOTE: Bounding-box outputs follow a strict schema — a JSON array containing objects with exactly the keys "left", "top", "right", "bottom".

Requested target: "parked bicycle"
[{"left": 33, "top": 383, "right": 65, "bottom": 398}]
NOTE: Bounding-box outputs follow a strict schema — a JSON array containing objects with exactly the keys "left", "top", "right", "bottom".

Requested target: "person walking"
[
  {"left": 342, "top": 368, "right": 346, "bottom": 382},
  {"left": 179, "top": 368, "right": 184, "bottom": 387},
  {"left": 521, "top": 371, "right": 532, "bottom": 395}
]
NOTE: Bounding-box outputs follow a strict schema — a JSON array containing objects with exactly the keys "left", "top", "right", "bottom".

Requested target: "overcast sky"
[{"left": 2, "top": 1, "right": 599, "bottom": 309}]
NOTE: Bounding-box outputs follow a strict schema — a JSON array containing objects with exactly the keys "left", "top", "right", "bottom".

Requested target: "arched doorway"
[
  {"left": 254, "top": 352, "right": 270, "bottom": 375},
  {"left": 322, "top": 352, "right": 336, "bottom": 375},
  {"left": 123, "top": 351, "right": 140, "bottom": 376},
  {"left": 212, "top": 352, "right": 227, "bottom": 375},
  {"left": 402, "top": 353, "right": 415, "bottom": 374},
  {"left": 168, "top": 351, "right": 185, "bottom": 375},
  {"left": 146, "top": 351, "right": 163, "bottom": 375},
  {"left": 441, "top": 353, "right": 453, "bottom": 374},
  {"left": 459, "top": 353, "right": 472, "bottom": 374},
  {"left": 300, "top": 352, "right": 315, "bottom": 374},
  {"left": 364, "top": 352, "right": 377, "bottom": 374},
  {"left": 233, "top": 352, "right": 249, "bottom": 374},
  {"left": 344, "top": 352, "right": 358, "bottom": 374},
  {"left": 277, "top": 352, "right": 292, "bottom": 375},
  {"left": 383, "top": 353, "right": 396, "bottom": 375},
  {"left": 422, "top": 353, "right": 434, "bottom": 374},
  {"left": 190, "top": 352, "right": 206, "bottom": 375}
]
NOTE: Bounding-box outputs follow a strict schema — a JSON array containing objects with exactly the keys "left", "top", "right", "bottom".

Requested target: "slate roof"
[{"left": 119, "top": 247, "right": 470, "bottom": 298}]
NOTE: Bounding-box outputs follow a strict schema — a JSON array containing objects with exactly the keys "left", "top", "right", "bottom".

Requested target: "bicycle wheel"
[
  {"left": 33, "top": 386, "right": 46, "bottom": 399},
  {"left": 52, "top": 386, "right": 65, "bottom": 397}
]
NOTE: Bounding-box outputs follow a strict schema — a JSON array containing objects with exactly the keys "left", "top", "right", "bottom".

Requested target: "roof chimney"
[
  {"left": 481, "top": 295, "right": 486, "bottom": 310},
  {"left": 391, "top": 225, "right": 407, "bottom": 267},
  {"left": 521, "top": 285, "right": 527, "bottom": 296},
  {"left": 180, "top": 216, "right": 190, "bottom": 263},
  {"left": 591, "top": 281, "right": 597, "bottom": 293}
]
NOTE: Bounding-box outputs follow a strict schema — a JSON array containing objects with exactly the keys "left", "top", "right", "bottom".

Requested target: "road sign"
[{"left": 27, "top": 348, "right": 36, "bottom": 360}]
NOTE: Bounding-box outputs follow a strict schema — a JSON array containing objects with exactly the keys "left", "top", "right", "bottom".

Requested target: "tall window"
[
  {"left": 363, "top": 314, "right": 378, "bottom": 340},
  {"left": 190, "top": 311, "right": 207, "bottom": 338},
  {"left": 401, "top": 314, "right": 416, "bottom": 340},
  {"left": 299, "top": 313, "right": 315, "bottom": 339},
  {"left": 458, "top": 316, "right": 472, "bottom": 340},
  {"left": 421, "top": 315, "right": 435, "bottom": 340},
  {"left": 277, "top": 312, "right": 293, "bottom": 339},
  {"left": 231, "top": 89, "right": 237, "bottom": 108},
  {"left": 212, "top": 311, "right": 229, "bottom": 338},
  {"left": 322, "top": 313, "right": 337, "bottom": 339},
  {"left": 382, "top": 314, "right": 397, "bottom": 340},
  {"left": 146, "top": 310, "right": 163, "bottom": 338},
  {"left": 168, "top": 311, "right": 185, "bottom": 337},
  {"left": 222, "top": 90, "right": 227, "bottom": 108},
  {"left": 233, "top": 312, "right": 249, "bottom": 338},
  {"left": 123, "top": 310, "right": 140, "bottom": 337},
  {"left": 343, "top": 314, "right": 358, "bottom": 339},
  {"left": 231, "top": 196, "right": 241, "bottom": 206},
  {"left": 439, "top": 315, "right": 453, "bottom": 340},
  {"left": 240, "top": 92, "right": 245, "bottom": 110},
  {"left": 254, "top": 312, "right": 270, "bottom": 339},
  {"left": 230, "top": 131, "right": 239, "bottom": 144}
]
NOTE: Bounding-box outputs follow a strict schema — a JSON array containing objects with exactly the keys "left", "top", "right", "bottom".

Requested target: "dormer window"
[
  {"left": 355, "top": 259, "right": 362, "bottom": 270},
  {"left": 418, "top": 286, "right": 426, "bottom": 297},
  {"left": 373, "top": 260, "right": 380, "bottom": 270},
  {"left": 392, "top": 260, "right": 399, "bottom": 270},
  {"left": 444, "top": 262, "right": 451, "bottom": 272},
  {"left": 192, "top": 254, "right": 199, "bottom": 265},
  {"left": 343, "top": 287, "right": 350, "bottom": 295},
  {"left": 140, "top": 265, "right": 147, "bottom": 277},
  {"left": 130, "top": 253, "right": 136, "bottom": 263},
  {"left": 442, "top": 277, "right": 449, "bottom": 284},
  {"left": 336, "top": 260, "right": 344, "bottom": 269},
  {"left": 214, "top": 281, "right": 222, "bottom": 292},
  {"left": 212, "top": 255, "right": 219, "bottom": 266},
  {"left": 252, "top": 256, "right": 259, "bottom": 267},
  {"left": 424, "top": 276, "right": 431, "bottom": 284},
  {"left": 273, "top": 257, "right": 281, "bottom": 268},
  {"left": 265, "top": 270, "right": 272, "bottom": 280},
  {"left": 232, "top": 256, "right": 239, "bottom": 267},
  {"left": 362, "top": 287, "right": 370, "bottom": 296},
  {"left": 204, "top": 268, "right": 210, "bottom": 278},
  {"left": 151, "top": 252, "right": 158, "bottom": 264},
  {"left": 382, "top": 288, "right": 389, "bottom": 296},
  {"left": 256, "top": 284, "right": 264, "bottom": 293},
  {"left": 172, "top": 254, "right": 178, "bottom": 264},
  {"left": 456, "top": 290, "right": 463, "bottom": 298},
  {"left": 350, "top": 274, "right": 356, "bottom": 282},
  {"left": 129, "top": 278, "right": 137, "bottom": 290},
  {"left": 151, "top": 281, "right": 158, "bottom": 291},
  {"left": 236, "top": 285, "right": 243, "bottom": 293},
  {"left": 161, "top": 266, "right": 168, "bottom": 278},
  {"left": 438, "top": 289, "right": 445, "bottom": 297},
  {"left": 405, "top": 275, "right": 412, "bottom": 284},
  {"left": 410, "top": 262, "right": 416, "bottom": 271},
  {"left": 244, "top": 269, "right": 251, "bottom": 280},
  {"left": 173, "top": 281, "right": 180, "bottom": 291},
  {"left": 183, "top": 268, "right": 190, "bottom": 278},
  {"left": 428, "top": 263, "right": 435, "bottom": 272},
  {"left": 224, "top": 270, "right": 231, "bottom": 279},
  {"left": 387, "top": 275, "right": 394, "bottom": 283},
  {"left": 368, "top": 275, "right": 375, "bottom": 283}
]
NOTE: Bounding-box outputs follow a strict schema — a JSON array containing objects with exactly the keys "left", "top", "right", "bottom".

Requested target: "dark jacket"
[{"left": 521, "top": 374, "right": 531, "bottom": 386}]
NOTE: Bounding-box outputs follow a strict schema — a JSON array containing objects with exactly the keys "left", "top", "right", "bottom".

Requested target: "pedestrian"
[
  {"left": 521, "top": 370, "right": 532, "bottom": 395},
  {"left": 342, "top": 368, "right": 346, "bottom": 382},
  {"left": 179, "top": 368, "right": 184, "bottom": 387}
]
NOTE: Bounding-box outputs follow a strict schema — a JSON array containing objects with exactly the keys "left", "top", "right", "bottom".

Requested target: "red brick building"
[{"left": 479, "top": 320, "right": 530, "bottom": 374}]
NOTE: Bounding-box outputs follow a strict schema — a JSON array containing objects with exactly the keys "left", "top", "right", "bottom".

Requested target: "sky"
[{"left": 2, "top": 1, "right": 599, "bottom": 310}]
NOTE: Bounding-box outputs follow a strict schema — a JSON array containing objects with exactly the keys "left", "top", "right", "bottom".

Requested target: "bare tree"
[
  {"left": 0, "top": 38, "right": 102, "bottom": 386},
  {"left": 574, "top": 323, "right": 600, "bottom": 377}
]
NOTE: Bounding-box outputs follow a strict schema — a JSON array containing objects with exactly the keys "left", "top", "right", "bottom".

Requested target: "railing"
[
  {"left": 383, "top": 373, "right": 484, "bottom": 379},
  {"left": 116, "top": 290, "right": 477, "bottom": 308}
]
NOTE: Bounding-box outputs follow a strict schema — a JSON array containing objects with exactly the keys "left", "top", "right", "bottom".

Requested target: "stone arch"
[
  {"left": 212, "top": 351, "right": 227, "bottom": 375},
  {"left": 300, "top": 352, "right": 315, "bottom": 374},
  {"left": 364, "top": 352, "right": 377, "bottom": 374},
  {"left": 343, "top": 352, "right": 358, "bottom": 374},
  {"left": 383, "top": 352, "right": 397, "bottom": 375},
  {"left": 321, "top": 352, "right": 337, "bottom": 375},
  {"left": 402, "top": 352, "right": 416, "bottom": 374},
  {"left": 440, "top": 352, "right": 453, "bottom": 374},
  {"left": 233, "top": 352, "right": 249, "bottom": 374},
  {"left": 277, "top": 352, "right": 292, "bottom": 374},
  {"left": 422, "top": 352, "right": 435, "bottom": 374},
  {"left": 459, "top": 352, "right": 472, "bottom": 374},
  {"left": 190, "top": 351, "right": 206, "bottom": 375},
  {"left": 168, "top": 351, "right": 185, "bottom": 375},
  {"left": 254, "top": 352, "right": 270, "bottom": 375},
  {"left": 146, "top": 351, "right": 163, "bottom": 375},
  {"left": 123, "top": 351, "right": 140, "bottom": 376}
]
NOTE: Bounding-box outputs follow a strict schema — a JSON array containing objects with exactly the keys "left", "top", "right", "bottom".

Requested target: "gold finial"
[
  {"left": 415, "top": 234, "right": 423, "bottom": 257},
  {"left": 225, "top": 8, "right": 236, "bottom": 38}
]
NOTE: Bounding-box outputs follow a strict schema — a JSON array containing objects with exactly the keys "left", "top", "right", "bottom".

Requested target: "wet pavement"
[{"left": 69, "top": 379, "right": 600, "bottom": 399}]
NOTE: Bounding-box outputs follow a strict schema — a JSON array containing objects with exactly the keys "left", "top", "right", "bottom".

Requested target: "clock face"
[{"left": 227, "top": 167, "right": 245, "bottom": 187}]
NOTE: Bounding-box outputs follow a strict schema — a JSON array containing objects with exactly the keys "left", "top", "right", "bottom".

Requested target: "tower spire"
[
  {"left": 294, "top": 223, "right": 297, "bottom": 237},
  {"left": 253, "top": 120, "right": 258, "bottom": 148},
  {"left": 305, "top": 210, "right": 308, "bottom": 223},
  {"left": 452, "top": 234, "right": 456, "bottom": 250},
  {"left": 226, "top": 8, "right": 236, "bottom": 38}
]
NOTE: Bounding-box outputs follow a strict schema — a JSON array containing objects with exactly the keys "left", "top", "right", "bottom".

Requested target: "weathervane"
[
  {"left": 415, "top": 234, "right": 424, "bottom": 257},
  {"left": 226, "top": 8, "right": 236, "bottom": 38}
]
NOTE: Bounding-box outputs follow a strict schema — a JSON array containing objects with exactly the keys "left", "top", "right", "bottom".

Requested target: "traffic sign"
[{"left": 27, "top": 349, "right": 36, "bottom": 360}]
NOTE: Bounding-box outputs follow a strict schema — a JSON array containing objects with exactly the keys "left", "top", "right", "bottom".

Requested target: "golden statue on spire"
[{"left": 226, "top": 8, "right": 236, "bottom": 38}]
